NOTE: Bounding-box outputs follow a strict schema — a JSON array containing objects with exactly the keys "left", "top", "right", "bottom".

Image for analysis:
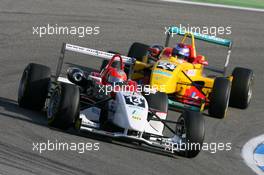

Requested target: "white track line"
[
  {"left": 242, "top": 134, "right": 264, "bottom": 175},
  {"left": 161, "top": 0, "right": 264, "bottom": 12}
]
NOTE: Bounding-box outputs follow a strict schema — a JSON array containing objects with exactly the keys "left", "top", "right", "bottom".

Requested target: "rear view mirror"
[{"left": 196, "top": 55, "right": 208, "bottom": 66}]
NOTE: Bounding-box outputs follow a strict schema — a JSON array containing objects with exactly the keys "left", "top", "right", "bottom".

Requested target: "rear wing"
[
  {"left": 55, "top": 43, "right": 135, "bottom": 79},
  {"left": 165, "top": 26, "right": 233, "bottom": 75}
]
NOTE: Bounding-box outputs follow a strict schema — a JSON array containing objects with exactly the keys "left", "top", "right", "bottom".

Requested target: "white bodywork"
[
  {"left": 57, "top": 74, "right": 168, "bottom": 136},
  {"left": 65, "top": 44, "right": 134, "bottom": 64},
  {"left": 111, "top": 91, "right": 148, "bottom": 132},
  {"left": 79, "top": 91, "right": 165, "bottom": 136},
  {"left": 55, "top": 43, "right": 183, "bottom": 153}
]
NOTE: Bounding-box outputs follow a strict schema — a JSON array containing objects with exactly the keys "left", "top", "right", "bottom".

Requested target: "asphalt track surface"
[{"left": 0, "top": 0, "right": 264, "bottom": 174}]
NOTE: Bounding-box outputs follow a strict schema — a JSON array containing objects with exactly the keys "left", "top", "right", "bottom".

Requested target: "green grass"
[{"left": 189, "top": 0, "right": 264, "bottom": 9}]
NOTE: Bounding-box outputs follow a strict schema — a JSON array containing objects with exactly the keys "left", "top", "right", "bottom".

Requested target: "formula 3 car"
[
  {"left": 126, "top": 26, "right": 254, "bottom": 119},
  {"left": 17, "top": 43, "right": 205, "bottom": 158}
]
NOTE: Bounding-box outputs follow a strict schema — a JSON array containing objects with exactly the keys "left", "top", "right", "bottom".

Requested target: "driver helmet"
[
  {"left": 172, "top": 43, "right": 190, "bottom": 60},
  {"left": 107, "top": 69, "right": 127, "bottom": 85}
]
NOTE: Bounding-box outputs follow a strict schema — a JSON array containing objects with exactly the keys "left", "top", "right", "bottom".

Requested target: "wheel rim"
[
  {"left": 176, "top": 116, "right": 186, "bottom": 140},
  {"left": 247, "top": 84, "right": 252, "bottom": 104}
]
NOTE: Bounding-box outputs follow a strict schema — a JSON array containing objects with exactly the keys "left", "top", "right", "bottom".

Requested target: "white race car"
[{"left": 18, "top": 43, "right": 205, "bottom": 158}]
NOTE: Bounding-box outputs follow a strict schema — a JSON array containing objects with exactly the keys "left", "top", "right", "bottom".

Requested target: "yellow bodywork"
[
  {"left": 150, "top": 57, "right": 213, "bottom": 94},
  {"left": 131, "top": 32, "right": 233, "bottom": 100},
  {"left": 132, "top": 56, "right": 214, "bottom": 96}
]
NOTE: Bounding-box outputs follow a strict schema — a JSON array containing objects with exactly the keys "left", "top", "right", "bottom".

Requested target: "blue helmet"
[{"left": 172, "top": 43, "right": 190, "bottom": 59}]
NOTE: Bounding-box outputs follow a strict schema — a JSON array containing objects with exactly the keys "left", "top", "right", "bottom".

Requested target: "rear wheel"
[
  {"left": 127, "top": 42, "right": 149, "bottom": 61},
  {"left": 47, "top": 83, "right": 80, "bottom": 130},
  {"left": 100, "top": 60, "right": 120, "bottom": 72},
  {"left": 177, "top": 110, "right": 205, "bottom": 158},
  {"left": 144, "top": 92, "right": 168, "bottom": 138},
  {"left": 18, "top": 63, "right": 51, "bottom": 110},
  {"left": 229, "top": 67, "right": 254, "bottom": 109},
  {"left": 100, "top": 60, "right": 109, "bottom": 72},
  {"left": 209, "top": 77, "right": 231, "bottom": 119},
  {"left": 144, "top": 92, "right": 168, "bottom": 112}
]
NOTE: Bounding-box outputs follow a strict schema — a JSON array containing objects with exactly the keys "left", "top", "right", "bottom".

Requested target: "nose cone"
[
  {"left": 151, "top": 70, "right": 171, "bottom": 90},
  {"left": 124, "top": 104, "right": 148, "bottom": 132},
  {"left": 150, "top": 60, "right": 177, "bottom": 93},
  {"left": 112, "top": 92, "right": 149, "bottom": 132}
]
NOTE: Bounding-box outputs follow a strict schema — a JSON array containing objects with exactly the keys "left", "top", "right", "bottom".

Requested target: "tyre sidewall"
[
  {"left": 180, "top": 110, "right": 205, "bottom": 158},
  {"left": 18, "top": 63, "right": 51, "bottom": 110},
  {"left": 144, "top": 92, "right": 168, "bottom": 113},
  {"left": 230, "top": 67, "right": 254, "bottom": 109},
  {"left": 209, "top": 78, "right": 231, "bottom": 118},
  {"left": 48, "top": 83, "right": 80, "bottom": 130}
]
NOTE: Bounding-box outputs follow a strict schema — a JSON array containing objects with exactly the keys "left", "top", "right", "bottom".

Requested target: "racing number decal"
[
  {"left": 124, "top": 95, "right": 145, "bottom": 108},
  {"left": 157, "top": 62, "right": 176, "bottom": 71}
]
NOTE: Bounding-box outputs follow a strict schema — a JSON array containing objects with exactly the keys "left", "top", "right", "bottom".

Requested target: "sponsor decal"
[
  {"left": 157, "top": 61, "right": 177, "bottom": 71},
  {"left": 153, "top": 70, "right": 172, "bottom": 77},
  {"left": 132, "top": 115, "right": 141, "bottom": 120},
  {"left": 186, "top": 69, "right": 196, "bottom": 76},
  {"left": 123, "top": 94, "right": 145, "bottom": 108}
]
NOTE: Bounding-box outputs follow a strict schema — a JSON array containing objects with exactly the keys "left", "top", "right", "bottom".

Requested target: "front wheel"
[
  {"left": 18, "top": 63, "right": 51, "bottom": 110},
  {"left": 229, "top": 67, "right": 254, "bottom": 109},
  {"left": 127, "top": 42, "right": 149, "bottom": 62},
  {"left": 208, "top": 77, "right": 231, "bottom": 119},
  {"left": 144, "top": 92, "right": 168, "bottom": 113},
  {"left": 47, "top": 83, "right": 80, "bottom": 130},
  {"left": 176, "top": 110, "right": 205, "bottom": 158}
]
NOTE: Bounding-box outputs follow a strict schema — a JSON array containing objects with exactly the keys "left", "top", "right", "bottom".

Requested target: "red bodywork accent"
[
  {"left": 186, "top": 45, "right": 196, "bottom": 61},
  {"left": 161, "top": 47, "right": 173, "bottom": 58},
  {"left": 92, "top": 54, "right": 138, "bottom": 92},
  {"left": 101, "top": 54, "right": 125, "bottom": 84},
  {"left": 180, "top": 86, "right": 206, "bottom": 106},
  {"left": 148, "top": 47, "right": 160, "bottom": 57},
  {"left": 192, "top": 55, "right": 208, "bottom": 65},
  {"left": 160, "top": 45, "right": 208, "bottom": 65}
]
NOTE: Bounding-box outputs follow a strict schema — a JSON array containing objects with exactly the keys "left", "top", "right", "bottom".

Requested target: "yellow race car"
[{"left": 127, "top": 26, "right": 254, "bottom": 118}]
